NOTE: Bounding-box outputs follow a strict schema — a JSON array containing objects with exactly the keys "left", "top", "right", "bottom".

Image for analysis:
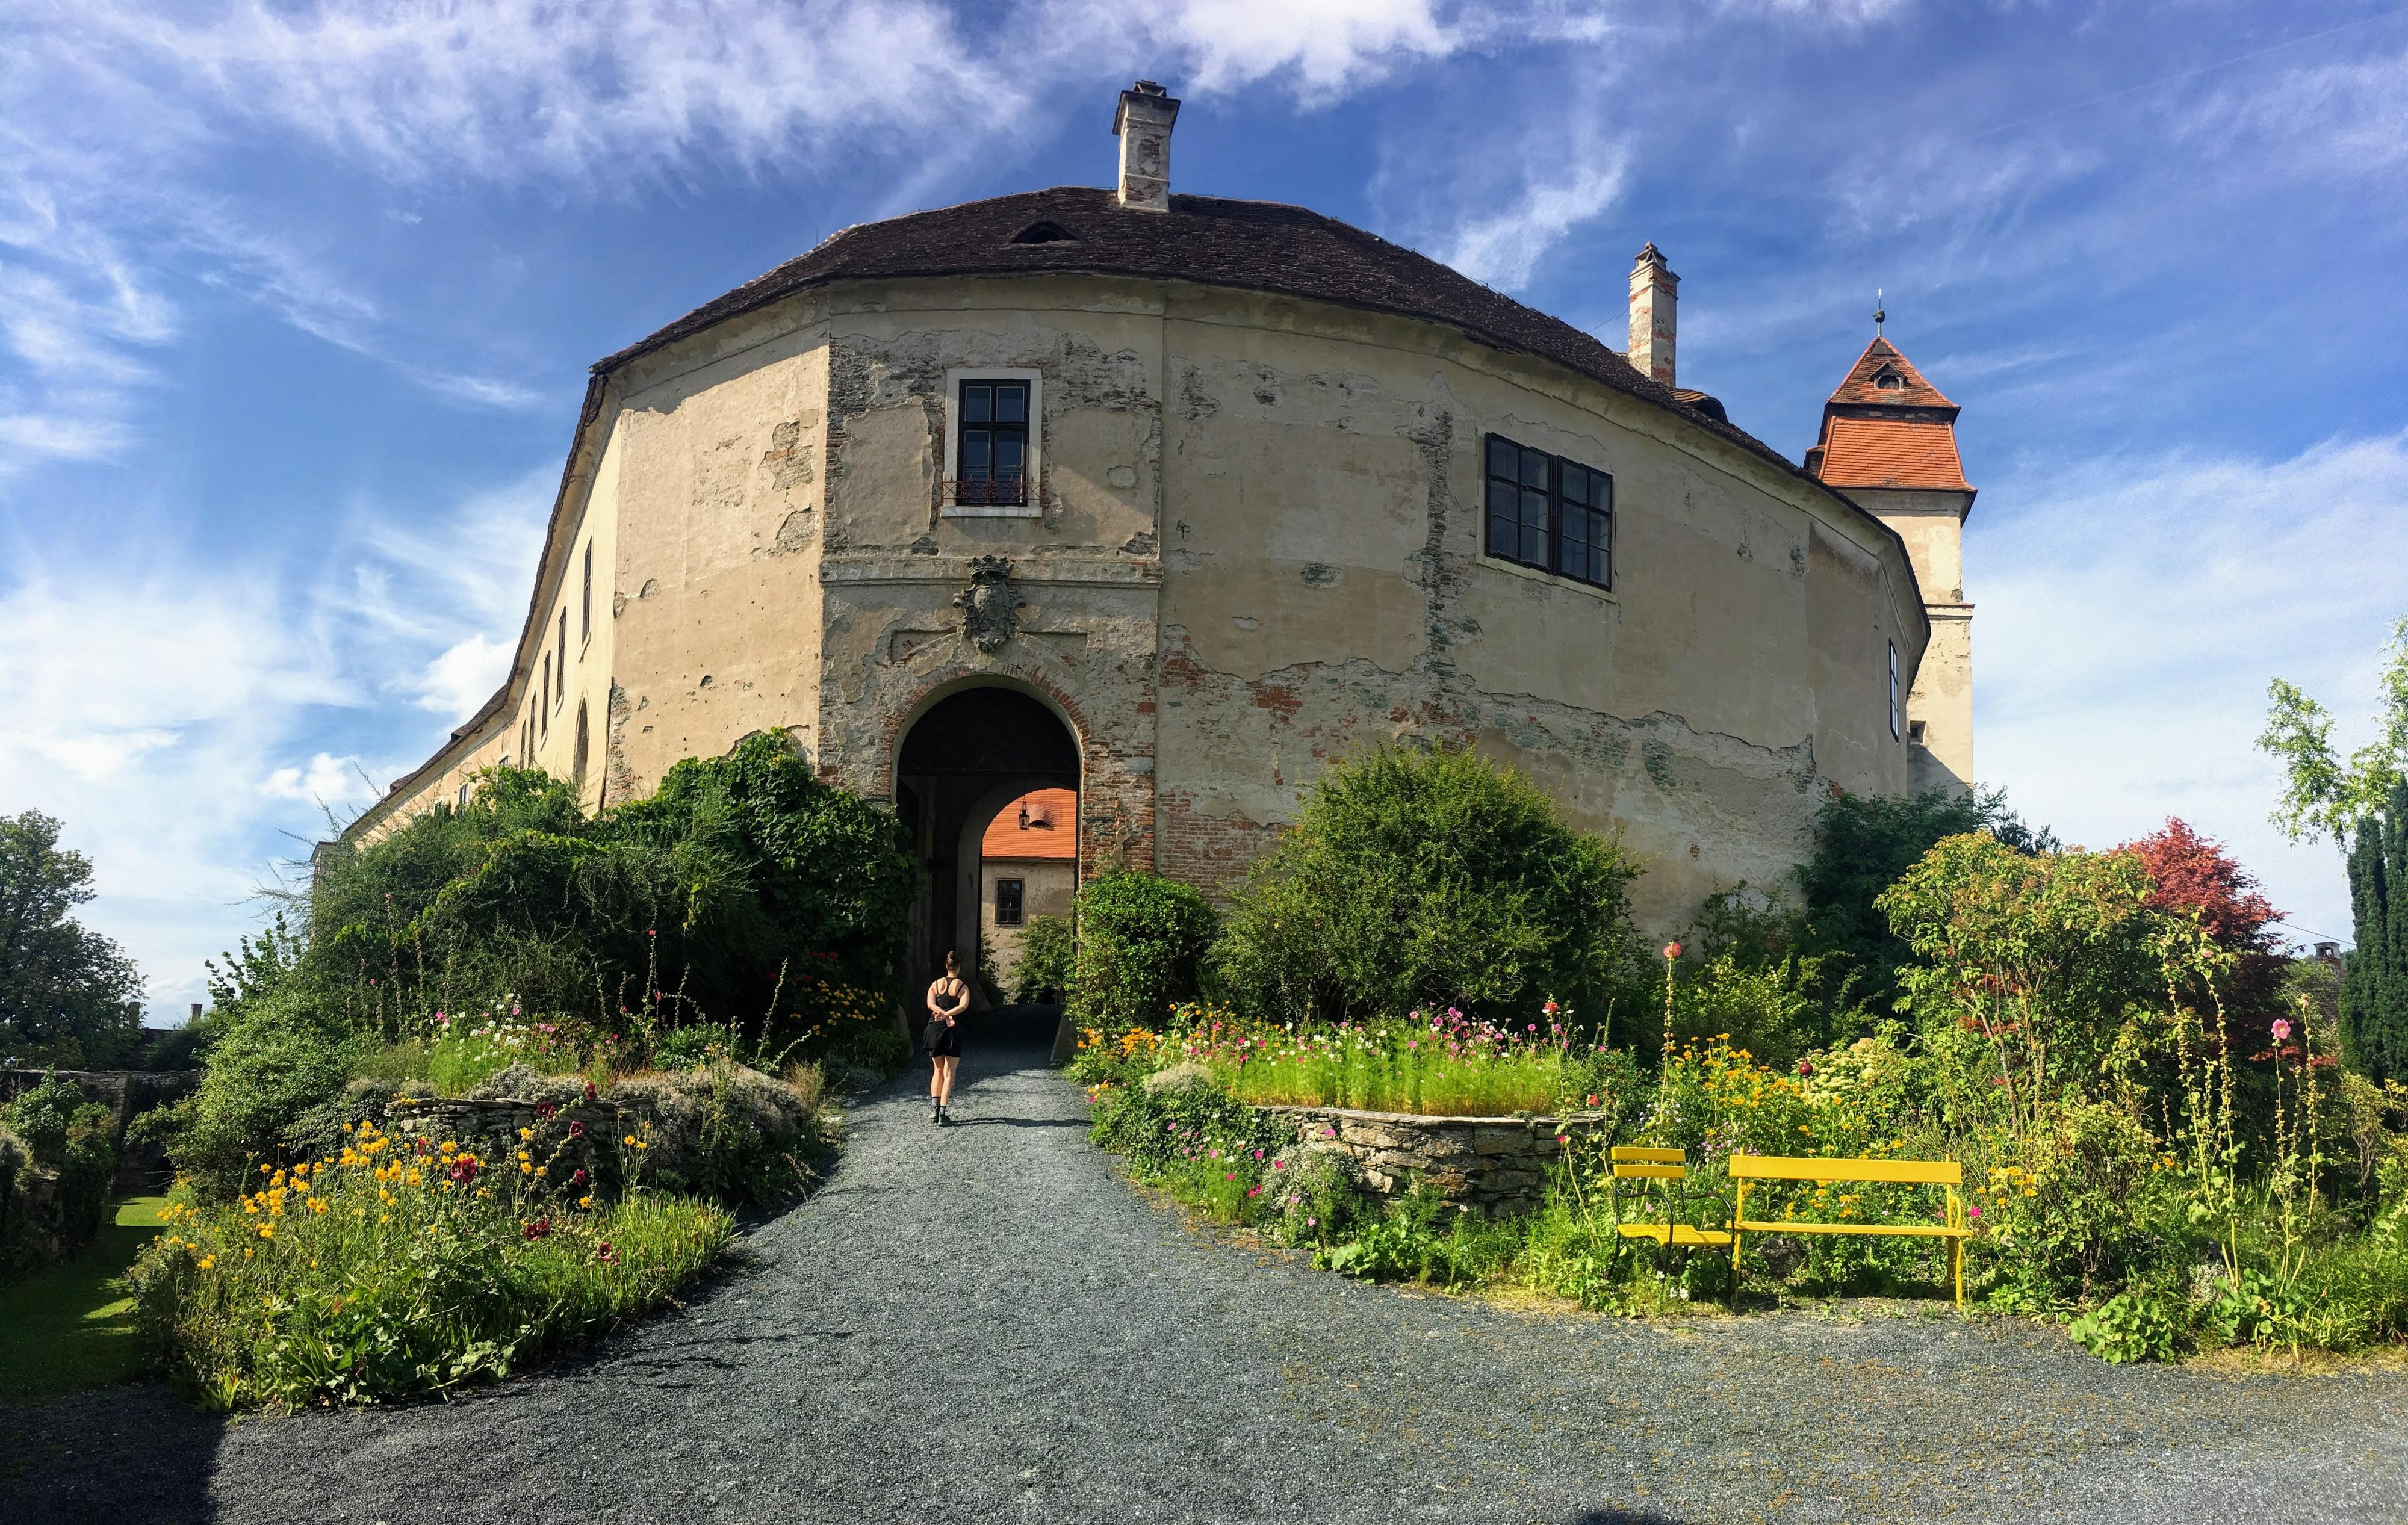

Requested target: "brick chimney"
[
  {"left": 1627, "top": 243, "right": 1678, "bottom": 389},
  {"left": 1112, "top": 80, "right": 1179, "bottom": 212}
]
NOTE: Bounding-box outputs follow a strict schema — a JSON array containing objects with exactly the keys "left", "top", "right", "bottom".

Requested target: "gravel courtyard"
[{"left": 8, "top": 1029, "right": 2406, "bottom": 1524}]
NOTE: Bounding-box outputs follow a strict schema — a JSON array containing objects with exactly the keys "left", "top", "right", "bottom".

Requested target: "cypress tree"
[{"left": 2342, "top": 781, "right": 2408, "bottom": 1084}]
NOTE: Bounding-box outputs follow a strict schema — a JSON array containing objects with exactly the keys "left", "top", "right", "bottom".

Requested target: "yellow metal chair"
[{"left": 1608, "top": 1146, "right": 1733, "bottom": 1264}]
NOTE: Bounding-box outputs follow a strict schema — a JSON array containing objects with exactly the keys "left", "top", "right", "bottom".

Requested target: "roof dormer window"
[
  {"left": 1009, "top": 220, "right": 1078, "bottom": 246},
  {"left": 1873, "top": 369, "right": 1905, "bottom": 390}
]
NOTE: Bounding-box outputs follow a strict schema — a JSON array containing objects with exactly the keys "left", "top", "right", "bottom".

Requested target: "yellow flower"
[
  {"left": 198, "top": 1256, "right": 214, "bottom": 1270},
  {"left": 579, "top": 1195, "right": 593, "bottom": 1208},
  {"left": 257, "top": 1223, "right": 274, "bottom": 1239},
  {"left": 521, "top": 1163, "right": 533, "bottom": 1175}
]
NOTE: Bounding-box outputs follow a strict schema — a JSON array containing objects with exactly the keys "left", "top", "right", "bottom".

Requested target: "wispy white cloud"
[
  {"left": 414, "top": 633, "right": 513, "bottom": 722},
  {"left": 259, "top": 752, "right": 377, "bottom": 805},
  {"left": 0, "top": 464, "right": 550, "bottom": 1015},
  {"left": 1977, "top": 432, "right": 2408, "bottom": 945}
]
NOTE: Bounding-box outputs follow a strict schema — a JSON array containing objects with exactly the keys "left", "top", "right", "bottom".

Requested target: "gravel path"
[{"left": 7, "top": 1029, "right": 2407, "bottom": 1524}]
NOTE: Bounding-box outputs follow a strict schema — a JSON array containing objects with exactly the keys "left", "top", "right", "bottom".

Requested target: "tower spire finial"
[{"left": 1874, "top": 288, "right": 1886, "bottom": 336}]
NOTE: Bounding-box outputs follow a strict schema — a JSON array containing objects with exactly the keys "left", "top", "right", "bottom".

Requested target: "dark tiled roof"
[{"left": 598, "top": 187, "right": 1804, "bottom": 477}]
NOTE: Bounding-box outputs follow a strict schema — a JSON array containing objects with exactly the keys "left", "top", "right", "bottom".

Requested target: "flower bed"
[
  {"left": 1126, "top": 1004, "right": 1637, "bottom": 1118},
  {"left": 129, "top": 1117, "right": 733, "bottom": 1409}
]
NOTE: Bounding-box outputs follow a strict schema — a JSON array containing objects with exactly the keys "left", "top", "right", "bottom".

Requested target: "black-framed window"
[
  {"left": 1483, "top": 433, "right": 1613, "bottom": 589},
  {"left": 995, "top": 878, "right": 1025, "bottom": 927},
  {"left": 957, "top": 380, "right": 1029, "bottom": 505}
]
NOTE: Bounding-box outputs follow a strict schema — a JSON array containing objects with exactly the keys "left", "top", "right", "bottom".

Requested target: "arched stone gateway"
[{"left": 893, "top": 684, "right": 1079, "bottom": 1001}]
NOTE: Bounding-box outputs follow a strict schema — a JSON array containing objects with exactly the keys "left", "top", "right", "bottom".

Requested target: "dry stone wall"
[{"left": 1256, "top": 1104, "right": 1608, "bottom": 1216}]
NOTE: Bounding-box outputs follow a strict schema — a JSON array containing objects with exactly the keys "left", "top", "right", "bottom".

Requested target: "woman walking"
[{"left": 923, "top": 951, "right": 969, "bottom": 1125}]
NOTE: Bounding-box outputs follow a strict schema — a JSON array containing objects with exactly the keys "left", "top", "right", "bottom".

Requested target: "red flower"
[
  {"left": 523, "top": 1218, "right": 552, "bottom": 1240},
  {"left": 595, "top": 1241, "right": 617, "bottom": 1264},
  {"left": 536, "top": 1101, "right": 557, "bottom": 1121},
  {"left": 570, "top": 1168, "right": 587, "bottom": 1186},
  {"left": 568, "top": 1120, "right": 586, "bottom": 1138},
  {"left": 583, "top": 1081, "right": 598, "bottom": 1103},
  {"left": 1796, "top": 1059, "right": 1813, "bottom": 1077},
  {"left": 448, "top": 1156, "right": 481, "bottom": 1184}
]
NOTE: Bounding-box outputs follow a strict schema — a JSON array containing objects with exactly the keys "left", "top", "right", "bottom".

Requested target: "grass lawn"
[{"left": 0, "top": 1196, "right": 168, "bottom": 1405}]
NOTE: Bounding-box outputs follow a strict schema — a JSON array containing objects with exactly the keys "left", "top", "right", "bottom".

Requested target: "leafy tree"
[
  {"left": 1878, "top": 834, "right": 2164, "bottom": 1146},
  {"left": 1209, "top": 744, "right": 1641, "bottom": 1027},
  {"left": 0, "top": 812, "right": 143, "bottom": 1067},
  {"left": 2341, "top": 782, "right": 2408, "bottom": 1083},
  {"left": 2121, "top": 817, "right": 2286, "bottom": 1015},
  {"left": 1788, "top": 785, "right": 2055, "bottom": 1020},
  {"left": 1010, "top": 914, "right": 1075, "bottom": 1004},
  {"left": 1070, "top": 871, "right": 1217, "bottom": 1028},
  {"left": 2259, "top": 614, "right": 2408, "bottom": 1082}
]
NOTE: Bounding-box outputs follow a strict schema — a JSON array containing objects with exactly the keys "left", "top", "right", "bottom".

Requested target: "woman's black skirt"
[{"left": 924, "top": 1021, "right": 963, "bottom": 1059}]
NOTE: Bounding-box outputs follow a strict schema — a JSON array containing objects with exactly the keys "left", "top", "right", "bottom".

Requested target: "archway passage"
[{"left": 895, "top": 686, "right": 1079, "bottom": 1032}]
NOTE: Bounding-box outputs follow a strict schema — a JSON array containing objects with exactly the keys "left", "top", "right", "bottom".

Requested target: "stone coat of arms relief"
[{"left": 955, "top": 556, "right": 1025, "bottom": 654}]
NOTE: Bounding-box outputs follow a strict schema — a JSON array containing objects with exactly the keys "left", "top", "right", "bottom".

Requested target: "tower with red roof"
[{"left": 1805, "top": 335, "right": 1975, "bottom": 794}]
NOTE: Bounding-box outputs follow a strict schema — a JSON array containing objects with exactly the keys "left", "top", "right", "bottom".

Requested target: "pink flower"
[
  {"left": 2272, "top": 1018, "right": 2293, "bottom": 1042},
  {"left": 1968, "top": 1205, "right": 1982, "bottom": 1219}
]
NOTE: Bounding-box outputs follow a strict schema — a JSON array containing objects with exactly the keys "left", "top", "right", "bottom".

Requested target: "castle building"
[{"left": 350, "top": 81, "right": 1975, "bottom": 989}]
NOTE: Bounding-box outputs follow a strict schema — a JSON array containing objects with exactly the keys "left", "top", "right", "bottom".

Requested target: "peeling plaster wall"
[
  {"left": 1148, "top": 284, "right": 1917, "bottom": 931},
  {"left": 369, "top": 268, "right": 1923, "bottom": 941},
  {"left": 601, "top": 317, "right": 830, "bottom": 799}
]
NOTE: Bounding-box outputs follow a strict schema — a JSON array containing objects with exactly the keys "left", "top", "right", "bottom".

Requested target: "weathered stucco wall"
[{"left": 366, "top": 267, "right": 1928, "bottom": 942}]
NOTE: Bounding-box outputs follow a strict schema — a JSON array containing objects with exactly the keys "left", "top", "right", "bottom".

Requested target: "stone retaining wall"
[{"left": 1256, "top": 1105, "right": 1608, "bottom": 1216}]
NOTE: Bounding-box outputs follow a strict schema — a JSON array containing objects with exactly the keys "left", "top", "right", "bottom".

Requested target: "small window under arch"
[{"left": 1008, "top": 220, "right": 1079, "bottom": 246}]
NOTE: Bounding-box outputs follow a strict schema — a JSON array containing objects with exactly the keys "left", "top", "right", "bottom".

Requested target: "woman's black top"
[{"left": 924, "top": 981, "right": 966, "bottom": 1057}]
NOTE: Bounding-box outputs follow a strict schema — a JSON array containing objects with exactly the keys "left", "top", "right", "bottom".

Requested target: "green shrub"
[
  {"left": 1011, "top": 914, "right": 1075, "bottom": 1004},
  {"left": 129, "top": 1119, "right": 734, "bottom": 1410},
  {"left": 173, "top": 986, "right": 361, "bottom": 1202},
  {"left": 308, "top": 732, "right": 913, "bottom": 1051},
  {"left": 653, "top": 1023, "right": 737, "bottom": 1072},
  {"left": 1068, "top": 870, "right": 1217, "bottom": 1029},
  {"left": 1, "top": 1076, "right": 120, "bottom": 1272},
  {"left": 1318, "top": 1186, "right": 1517, "bottom": 1288},
  {"left": 1088, "top": 1062, "right": 1285, "bottom": 1180},
  {"left": 611, "top": 1060, "right": 831, "bottom": 1207},
  {"left": 825, "top": 1021, "right": 911, "bottom": 1087},
  {"left": 1211, "top": 744, "right": 1641, "bottom": 1027},
  {"left": 2068, "top": 1287, "right": 2186, "bottom": 1363}
]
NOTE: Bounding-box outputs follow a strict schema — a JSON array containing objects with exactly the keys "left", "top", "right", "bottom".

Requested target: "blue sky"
[{"left": 3, "top": 1, "right": 2403, "bottom": 1020}]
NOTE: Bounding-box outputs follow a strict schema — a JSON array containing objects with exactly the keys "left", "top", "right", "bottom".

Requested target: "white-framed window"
[
  {"left": 940, "top": 367, "right": 1043, "bottom": 518},
  {"left": 1888, "top": 641, "right": 1901, "bottom": 741}
]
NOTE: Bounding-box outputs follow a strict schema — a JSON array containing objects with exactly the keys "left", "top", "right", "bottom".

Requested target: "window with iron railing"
[{"left": 954, "top": 380, "right": 1029, "bottom": 506}]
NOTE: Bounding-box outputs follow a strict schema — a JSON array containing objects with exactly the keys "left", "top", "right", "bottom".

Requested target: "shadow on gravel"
[
  {"left": 943, "top": 1116, "right": 1085, "bottom": 1130},
  {"left": 1562, "top": 1509, "right": 1691, "bottom": 1524},
  {"left": 0, "top": 1384, "right": 222, "bottom": 1524}
]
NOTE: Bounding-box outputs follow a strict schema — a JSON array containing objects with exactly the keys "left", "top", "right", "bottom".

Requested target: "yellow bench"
[
  {"left": 1728, "top": 1154, "right": 1971, "bottom": 1307},
  {"left": 1609, "top": 1146, "right": 1733, "bottom": 1251}
]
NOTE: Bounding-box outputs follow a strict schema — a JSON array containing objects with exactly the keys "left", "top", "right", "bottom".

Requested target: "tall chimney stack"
[
  {"left": 1113, "top": 80, "right": 1179, "bottom": 212},
  {"left": 1628, "top": 243, "right": 1678, "bottom": 389}
]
